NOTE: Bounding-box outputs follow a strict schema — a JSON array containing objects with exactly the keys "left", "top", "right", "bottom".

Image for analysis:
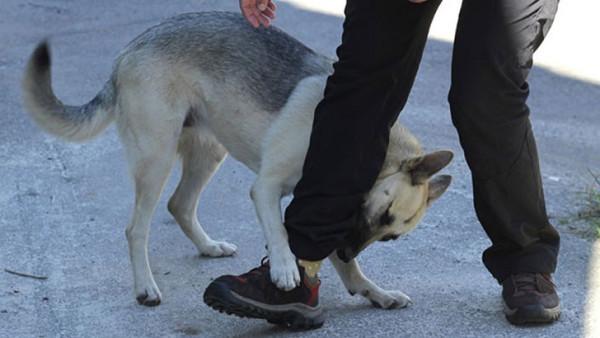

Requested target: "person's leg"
[
  {"left": 205, "top": 0, "right": 441, "bottom": 329},
  {"left": 448, "top": 0, "right": 560, "bottom": 324},
  {"left": 285, "top": 0, "right": 441, "bottom": 261}
]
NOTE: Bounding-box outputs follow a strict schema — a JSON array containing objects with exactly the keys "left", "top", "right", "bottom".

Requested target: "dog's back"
[
  {"left": 119, "top": 12, "right": 332, "bottom": 112},
  {"left": 23, "top": 12, "right": 332, "bottom": 143}
]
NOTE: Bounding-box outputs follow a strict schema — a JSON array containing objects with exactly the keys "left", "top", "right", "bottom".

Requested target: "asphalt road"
[{"left": 1, "top": 1, "right": 599, "bottom": 337}]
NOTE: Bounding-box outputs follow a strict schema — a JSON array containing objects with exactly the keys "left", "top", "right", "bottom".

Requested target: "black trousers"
[{"left": 284, "top": 0, "right": 560, "bottom": 282}]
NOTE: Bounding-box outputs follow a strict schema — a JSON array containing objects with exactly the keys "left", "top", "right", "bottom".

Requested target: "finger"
[
  {"left": 268, "top": 1, "right": 277, "bottom": 11},
  {"left": 240, "top": 0, "right": 256, "bottom": 13},
  {"left": 245, "top": 12, "right": 261, "bottom": 28},
  {"left": 262, "top": 7, "right": 275, "bottom": 19},
  {"left": 249, "top": 15, "right": 261, "bottom": 28},
  {"left": 257, "top": 13, "right": 270, "bottom": 27},
  {"left": 240, "top": 1, "right": 260, "bottom": 27}
]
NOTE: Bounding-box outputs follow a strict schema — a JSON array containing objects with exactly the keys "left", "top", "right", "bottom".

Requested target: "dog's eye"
[{"left": 378, "top": 204, "right": 395, "bottom": 227}]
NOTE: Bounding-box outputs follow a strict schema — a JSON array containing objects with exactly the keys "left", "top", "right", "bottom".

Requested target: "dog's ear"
[
  {"left": 428, "top": 175, "right": 452, "bottom": 204},
  {"left": 403, "top": 150, "right": 453, "bottom": 185}
]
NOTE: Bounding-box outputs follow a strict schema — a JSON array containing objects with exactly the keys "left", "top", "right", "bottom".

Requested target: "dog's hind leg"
[
  {"left": 118, "top": 87, "right": 183, "bottom": 306},
  {"left": 167, "top": 130, "right": 237, "bottom": 257},
  {"left": 329, "top": 253, "right": 412, "bottom": 309}
]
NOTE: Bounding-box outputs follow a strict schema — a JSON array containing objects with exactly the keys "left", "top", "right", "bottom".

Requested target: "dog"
[{"left": 22, "top": 12, "right": 452, "bottom": 309}]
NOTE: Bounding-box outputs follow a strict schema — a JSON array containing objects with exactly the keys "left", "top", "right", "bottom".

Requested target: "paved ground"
[{"left": 1, "top": 1, "right": 599, "bottom": 337}]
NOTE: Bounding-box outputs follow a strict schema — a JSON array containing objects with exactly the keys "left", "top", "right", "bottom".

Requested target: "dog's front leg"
[
  {"left": 329, "top": 253, "right": 411, "bottom": 309},
  {"left": 251, "top": 178, "right": 300, "bottom": 291}
]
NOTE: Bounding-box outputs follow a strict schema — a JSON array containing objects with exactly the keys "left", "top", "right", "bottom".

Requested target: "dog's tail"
[{"left": 22, "top": 41, "right": 116, "bottom": 142}]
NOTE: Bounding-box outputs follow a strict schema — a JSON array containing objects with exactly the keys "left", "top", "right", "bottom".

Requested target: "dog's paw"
[
  {"left": 135, "top": 281, "right": 162, "bottom": 307},
  {"left": 199, "top": 240, "right": 237, "bottom": 257},
  {"left": 269, "top": 248, "right": 300, "bottom": 291},
  {"left": 367, "top": 289, "right": 412, "bottom": 309}
]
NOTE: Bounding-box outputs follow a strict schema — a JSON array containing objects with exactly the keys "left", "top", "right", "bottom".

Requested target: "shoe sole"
[
  {"left": 203, "top": 281, "right": 325, "bottom": 330},
  {"left": 504, "top": 302, "right": 561, "bottom": 325}
]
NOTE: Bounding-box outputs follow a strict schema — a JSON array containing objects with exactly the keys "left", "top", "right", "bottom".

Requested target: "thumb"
[{"left": 257, "top": 0, "right": 269, "bottom": 11}]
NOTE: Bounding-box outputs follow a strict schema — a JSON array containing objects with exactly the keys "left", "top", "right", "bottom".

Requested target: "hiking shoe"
[
  {"left": 502, "top": 273, "right": 560, "bottom": 325},
  {"left": 203, "top": 257, "right": 324, "bottom": 330}
]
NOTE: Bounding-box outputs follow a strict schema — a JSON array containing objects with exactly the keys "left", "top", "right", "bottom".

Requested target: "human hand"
[{"left": 239, "top": 0, "right": 276, "bottom": 28}]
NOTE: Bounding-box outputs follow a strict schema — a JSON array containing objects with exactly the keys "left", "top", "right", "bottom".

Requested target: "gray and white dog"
[{"left": 22, "top": 12, "right": 452, "bottom": 309}]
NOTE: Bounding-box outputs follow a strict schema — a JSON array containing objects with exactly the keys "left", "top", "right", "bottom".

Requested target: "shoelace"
[
  {"left": 513, "top": 274, "right": 538, "bottom": 292},
  {"left": 245, "top": 257, "right": 270, "bottom": 279},
  {"left": 512, "top": 273, "right": 554, "bottom": 293}
]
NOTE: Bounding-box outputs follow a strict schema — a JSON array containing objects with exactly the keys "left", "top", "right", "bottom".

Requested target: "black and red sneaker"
[
  {"left": 502, "top": 273, "right": 560, "bottom": 325},
  {"left": 203, "top": 258, "right": 324, "bottom": 330}
]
